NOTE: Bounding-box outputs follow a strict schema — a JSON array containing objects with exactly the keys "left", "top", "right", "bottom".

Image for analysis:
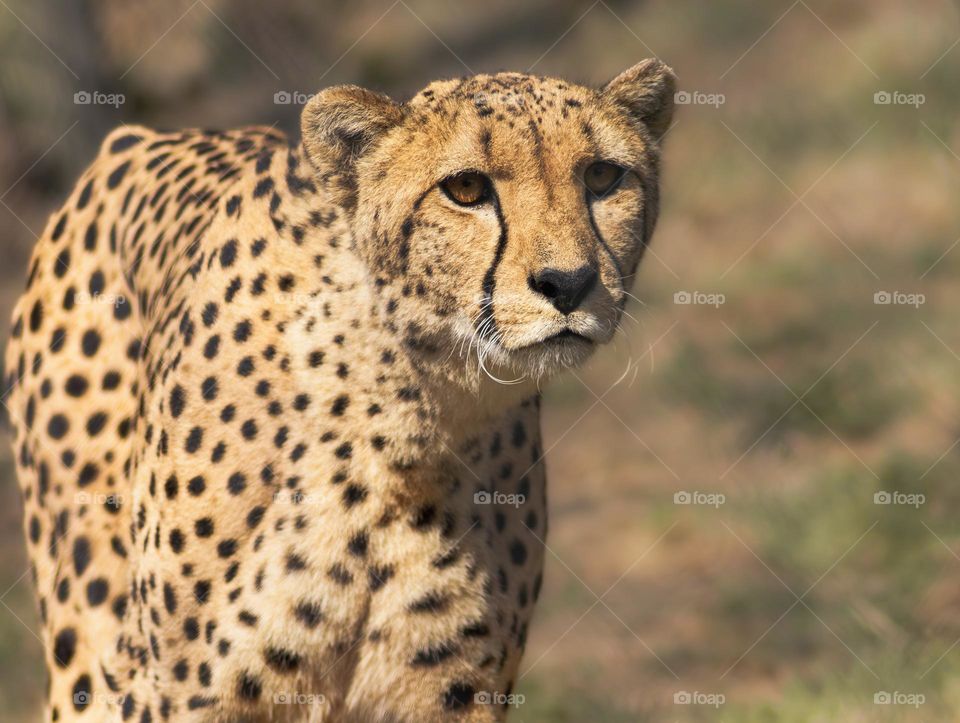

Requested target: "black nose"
[{"left": 528, "top": 265, "right": 598, "bottom": 314}]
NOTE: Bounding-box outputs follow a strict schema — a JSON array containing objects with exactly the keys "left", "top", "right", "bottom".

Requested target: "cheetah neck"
[{"left": 281, "top": 186, "right": 541, "bottom": 479}]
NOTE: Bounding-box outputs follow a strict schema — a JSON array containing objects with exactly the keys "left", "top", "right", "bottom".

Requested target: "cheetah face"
[{"left": 302, "top": 60, "right": 675, "bottom": 381}]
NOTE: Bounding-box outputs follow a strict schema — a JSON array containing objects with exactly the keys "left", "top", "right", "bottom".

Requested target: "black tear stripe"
[
  {"left": 585, "top": 191, "right": 625, "bottom": 281},
  {"left": 476, "top": 191, "right": 509, "bottom": 338}
]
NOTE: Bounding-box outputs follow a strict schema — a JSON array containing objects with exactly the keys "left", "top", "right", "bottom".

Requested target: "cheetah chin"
[{"left": 6, "top": 59, "right": 674, "bottom": 722}]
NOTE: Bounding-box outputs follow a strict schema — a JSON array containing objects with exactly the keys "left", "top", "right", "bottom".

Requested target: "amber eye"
[
  {"left": 441, "top": 172, "right": 491, "bottom": 206},
  {"left": 584, "top": 162, "right": 624, "bottom": 197}
]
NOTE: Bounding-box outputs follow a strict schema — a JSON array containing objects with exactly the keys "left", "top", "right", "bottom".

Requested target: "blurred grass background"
[{"left": 1, "top": 0, "right": 960, "bottom": 720}]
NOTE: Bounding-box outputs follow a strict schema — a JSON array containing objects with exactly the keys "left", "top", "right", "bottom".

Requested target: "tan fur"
[{"left": 4, "top": 61, "right": 674, "bottom": 722}]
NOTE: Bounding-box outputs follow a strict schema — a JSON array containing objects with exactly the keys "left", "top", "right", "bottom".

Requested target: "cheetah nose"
[{"left": 528, "top": 265, "right": 598, "bottom": 314}]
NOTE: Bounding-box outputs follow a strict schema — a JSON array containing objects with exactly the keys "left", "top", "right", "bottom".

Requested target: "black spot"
[
  {"left": 30, "top": 299, "right": 43, "bottom": 331},
  {"left": 65, "top": 374, "right": 89, "bottom": 397},
  {"left": 204, "top": 335, "right": 221, "bottom": 359},
  {"left": 163, "top": 583, "right": 177, "bottom": 614},
  {"left": 169, "top": 529, "right": 185, "bottom": 553},
  {"left": 331, "top": 395, "right": 349, "bottom": 416},
  {"left": 246, "top": 507, "right": 265, "bottom": 528},
  {"left": 72, "top": 537, "right": 91, "bottom": 576},
  {"left": 227, "top": 472, "right": 246, "bottom": 495},
  {"left": 169, "top": 385, "right": 186, "bottom": 418},
  {"left": 367, "top": 564, "right": 394, "bottom": 591},
  {"left": 294, "top": 600, "right": 323, "bottom": 628},
  {"left": 413, "top": 641, "right": 458, "bottom": 667},
  {"left": 110, "top": 134, "right": 143, "bottom": 153},
  {"left": 237, "top": 673, "right": 262, "bottom": 701},
  {"left": 285, "top": 552, "right": 308, "bottom": 571},
  {"left": 327, "top": 564, "right": 353, "bottom": 585},
  {"left": 512, "top": 420, "right": 527, "bottom": 447},
  {"left": 510, "top": 540, "right": 527, "bottom": 566},
  {"left": 264, "top": 647, "right": 301, "bottom": 673},
  {"left": 201, "top": 376, "right": 219, "bottom": 401},
  {"left": 184, "top": 617, "right": 200, "bottom": 640},
  {"left": 107, "top": 160, "right": 131, "bottom": 189},
  {"left": 53, "top": 628, "right": 77, "bottom": 667},
  {"left": 342, "top": 484, "right": 367, "bottom": 508},
  {"left": 48, "top": 414, "right": 69, "bottom": 439},
  {"left": 443, "top": 682, "right": 475, "bottom": 711},
  {"left": 233, "top": 319, "right": 252, "bottom": 342},
  {"left": 195, "top": 518, "right": 214, "bottom": 537},
  {"left": 185, "top": 427, "right": 203, "bottom": 453},
  {"left": 220, "top": 240, "right": 238, "bottom": 268},
  {"left": 72, "top": 674, "right": 92, "bottom": 711},
  {"left": 187, "top": 475, "right": 205, "bottom": 496},
  {"left": 409, "top": 591, "right": 448, "bottom": 614},
  {"left": 347, "top": 531, "right": 368, "bottom": 557},
  {"left": 81, "top": 330, "right": 101, "bottom": 356},
  {"left": 86, "top": 578, "right": 108, "bottom": 606},
  {"left": 50, "top": 327, "right": 67, "bottom": 353}
]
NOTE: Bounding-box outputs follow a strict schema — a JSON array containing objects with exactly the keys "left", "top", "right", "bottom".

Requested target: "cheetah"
[{"left": 5, "top": 60, "right": 675, "bottom": 722}]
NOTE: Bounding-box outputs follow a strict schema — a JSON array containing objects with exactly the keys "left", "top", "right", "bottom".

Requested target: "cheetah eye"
[
  {"left": 584, "top": 162, "right": 625, "bottom": 197},
  {"left": 440, "top": 172, "right": 491, "bottom": 207}
]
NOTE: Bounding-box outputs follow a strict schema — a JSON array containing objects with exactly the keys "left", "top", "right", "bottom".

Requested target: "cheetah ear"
[
  {"left": 603, "top": 59, "right": 677, "bottom": 141},
  {"left": 301, "top": 86, "right": 404, "bottom": 207}
]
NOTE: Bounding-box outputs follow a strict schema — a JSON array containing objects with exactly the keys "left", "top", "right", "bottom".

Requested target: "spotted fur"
[{"left": 5, "top": 60, "right": 675, "bottom": 722}]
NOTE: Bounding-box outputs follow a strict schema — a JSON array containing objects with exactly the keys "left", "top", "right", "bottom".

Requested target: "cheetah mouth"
[
  {"left": 513, "top": 327, "right": 596, "bottom": 352},
  {"left": 544, "top": 329, "right": 593, "bottom": 344}
]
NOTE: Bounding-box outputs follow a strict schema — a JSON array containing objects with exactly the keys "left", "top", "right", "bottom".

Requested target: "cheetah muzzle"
[{"left": 6, "top": 60, "right": 675, "bottom": 722}]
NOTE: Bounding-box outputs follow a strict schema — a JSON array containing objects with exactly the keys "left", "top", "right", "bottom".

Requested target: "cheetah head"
[{"left": 302, "top": 60, "right": 676, "bottom": 383}]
